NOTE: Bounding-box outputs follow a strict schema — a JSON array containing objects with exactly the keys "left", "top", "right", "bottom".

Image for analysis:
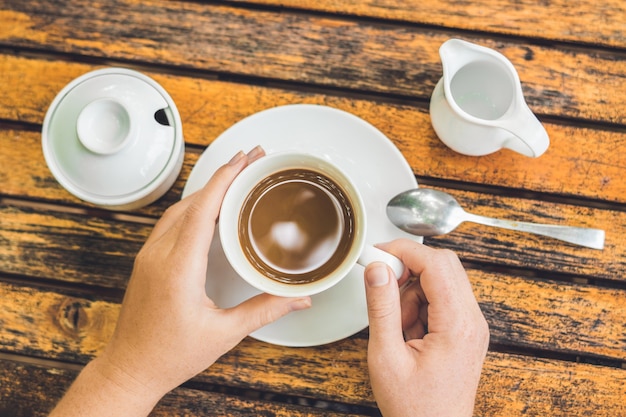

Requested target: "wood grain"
[
  {"left": 227, "top": 0, "right": 626, "bottom": 48},
  {"left": 4, "top": 355, "right": 626, "bottom": 417},
  {"left": 1, "top": 182, "right": 624, "bottom": 287},
  {"left": 475, "top": 352, "right": 626, "bottom": 417},
  {"left": 0, "top": 282, "right": 625, "bottom": 414},
  {"left": 2, "top": 55, "right": 626, "bottom": 206},
  {"left": 1, "top": 0, "right": 624, "bottom": 416},
  {"left": 1, "top": 1, "right": 625, "bottom": 125},
  {"left": 0, "top": 128, "right": 196, "bottom": 217},
  {"left": 0, "top": 204, "right": 148, "bottom": 289},
  {"left": 1, "top": 254, "right": 625, "bottom": 374},
  {"left": 423, "top": 187, "right": 626, "bottom": 282},
  {"left": 0, "top": 360, "right": 355, "bottom": 417},
  {"left": 472, "top": 271, "right": 626, "bottom": 360}
]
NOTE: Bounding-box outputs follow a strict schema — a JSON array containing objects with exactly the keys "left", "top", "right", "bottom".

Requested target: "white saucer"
[{"left": 183, "top": 104, "right": 420, "bottom": 346}]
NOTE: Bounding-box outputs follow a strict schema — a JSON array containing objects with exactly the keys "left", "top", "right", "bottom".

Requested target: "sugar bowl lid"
[{"left": 42, "top": 68, "right": 184, "bottom": 210}]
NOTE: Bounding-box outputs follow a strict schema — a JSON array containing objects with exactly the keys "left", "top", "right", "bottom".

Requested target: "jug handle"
[{"left": 499, "top": 105, "right": 550, "bottom": 157}]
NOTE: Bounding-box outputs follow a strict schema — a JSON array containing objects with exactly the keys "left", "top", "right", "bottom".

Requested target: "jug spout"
[
  {"left": 439, "top": 39, "right": 491, "bottom": 83},
  {"left": 440, "top": 39, "right": 521, "bottom": 122}
]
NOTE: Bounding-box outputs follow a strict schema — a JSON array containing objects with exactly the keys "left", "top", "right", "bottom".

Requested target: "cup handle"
[{"left": 357, "top": 245, "right": 405, "bottom": 279}]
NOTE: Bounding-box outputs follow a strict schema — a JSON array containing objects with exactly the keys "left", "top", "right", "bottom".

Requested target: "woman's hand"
[
  {"left": 364, "top": 239, "right": 489, "bottom": 417},
  {"left": 50, "top": 148, "right": 311, "bottom": 417}
]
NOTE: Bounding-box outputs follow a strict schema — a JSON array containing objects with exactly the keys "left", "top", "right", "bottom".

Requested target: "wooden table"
[{"left": 1, "top": 1, "right": 625, "bottom": 415}]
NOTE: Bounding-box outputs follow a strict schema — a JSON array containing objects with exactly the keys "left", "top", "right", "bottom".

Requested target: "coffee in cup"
[
  {"left": 239, "top": 167, "right": 356, "bottom": 285},
  {"left": 220, "top": 151, "right": 404, "bottom": 297}
]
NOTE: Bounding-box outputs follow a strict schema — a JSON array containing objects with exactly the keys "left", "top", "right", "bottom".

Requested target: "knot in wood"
[{"left": 56, "top": 299, "right": 89, "bottom": 335}]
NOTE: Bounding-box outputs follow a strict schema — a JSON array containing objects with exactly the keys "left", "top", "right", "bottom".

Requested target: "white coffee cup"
[{"left": 219, "top": 152, "right": 405, "bottom": 297}]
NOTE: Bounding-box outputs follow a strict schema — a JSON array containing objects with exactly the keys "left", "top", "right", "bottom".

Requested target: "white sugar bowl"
[{"left": 42, "top": 68, "right": 184, "bottom": 210}]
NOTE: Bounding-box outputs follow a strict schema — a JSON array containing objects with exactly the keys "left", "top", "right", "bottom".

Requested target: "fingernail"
[
  {"left": 247, "top": 145, "right": 264, "bottom": 159},
  {"left": 366, "top": 264, "right": 390, "bottom": 287},
  {"left": 228, "top": 151, "right": 246, "bottom": 166},
  {"left": 289, "top": 297, "right": 312, "bottom": 312}
]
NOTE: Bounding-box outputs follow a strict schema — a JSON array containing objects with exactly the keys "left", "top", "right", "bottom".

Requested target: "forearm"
[{"left": 49, "top": 357, "right": 162, "bottom": 417}]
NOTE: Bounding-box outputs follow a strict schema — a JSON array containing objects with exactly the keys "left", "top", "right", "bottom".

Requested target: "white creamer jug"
[{"left": 430, "top": 39, "right": 549, "bottom": 157}]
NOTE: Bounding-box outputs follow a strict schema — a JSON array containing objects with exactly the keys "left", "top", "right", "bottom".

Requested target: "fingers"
[
  {"left": 400, "top": 281, "right": 428, "bottom": 340},
  {"left": 364, "top": 263, "right": 405, "bottom": 351},
  {"left": 377, "top": 239, "right": 473, "bottom": 306},
  {"left": 145, "top": 148, "right": 258, "bottom": 247},
  {"left": 174, "top": 147, "right": 265, "bottom": 256},
  {"left": 378, "top": 239, "right": 484, "bottom": 339},
  {"left": 229, "top": 293, "right": 312, "bottom": 336}
]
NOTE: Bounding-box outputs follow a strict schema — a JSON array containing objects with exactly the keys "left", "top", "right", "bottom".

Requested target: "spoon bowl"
[
  {"left": 387, "top": 188, "right": 605, "bottom": 250},
  {"left": 386, "top": 188, "right": 466, "bottom": 236}
]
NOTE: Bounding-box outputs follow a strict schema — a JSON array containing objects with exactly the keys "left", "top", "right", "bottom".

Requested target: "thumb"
[
  {"left": 230, "top": 293, "right": 312, "bottom": 336},
  {"left": 364, "top": 263, "right": 404, "bottom": 348}
]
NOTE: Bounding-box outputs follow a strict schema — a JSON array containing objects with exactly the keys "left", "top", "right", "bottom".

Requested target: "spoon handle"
[{"left": 464, "top": 213, "right": 605, "bottom": 250}]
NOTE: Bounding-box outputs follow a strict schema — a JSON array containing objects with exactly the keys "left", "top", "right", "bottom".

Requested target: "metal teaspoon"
[{"left": 386, "top": 188, "right": 605, "bottom": 250}]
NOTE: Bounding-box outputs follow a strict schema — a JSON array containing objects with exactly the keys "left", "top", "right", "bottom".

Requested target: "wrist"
[
  {"left": 91, "top": 355, "right": 165, "bottom": 402},
  {"left": 49, "top": 357, "right": 164, "bottom": 417}
]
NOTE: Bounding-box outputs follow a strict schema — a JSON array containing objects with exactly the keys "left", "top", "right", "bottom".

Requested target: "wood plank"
[
  {"left": 0, "top": 360, "right": 75, "bottom": 417},
  {"left": 1, "top": 1, "right": 625, "bottom": 125},
  {"left": 472, "top": 271, "right": 626, "bottom": 361},
  {"left": 423, "top": 187, "right": 626, "bottom": 282},
  {"left": 1, "top": 283, "right": 625, "bottom": 415},
  {"left": 1, "top": 256, "right": 624, "bottom": 375},
  {"left": 0, "top": 204, "right": 149, "bottom": 289},
  {"left": 2, "top": 56, "right": 626, "bottom": 205},
  {"left": 475, "top": 352, "right": 626, "bottom": 417},
  {"left": 1, "top": 176, "right": 624, "bottom": 286},
  {"left": 228, "top": 0, "right": 626, "bottom": 49},
  {"left": 0, "top": 128, "right": 196, "bottom": 217},
  {"left": 0, "top": 359, "right": 355, "bottom": 417},
  {"left": 2, "top": 3, "right": 624, "bottom": 417}
]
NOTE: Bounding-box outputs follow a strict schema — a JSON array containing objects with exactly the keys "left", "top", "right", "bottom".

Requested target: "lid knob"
[{"left": 76, "top": 98, "right": 132, "bottom": 154}]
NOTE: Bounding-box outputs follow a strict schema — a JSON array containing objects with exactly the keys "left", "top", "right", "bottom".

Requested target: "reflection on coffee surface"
[{"left": 239, "top": 169, "right": 355, "bottom": 284}]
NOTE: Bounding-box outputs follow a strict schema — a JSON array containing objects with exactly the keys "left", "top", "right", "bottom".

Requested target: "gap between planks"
[
  {"left": 0, "top": 352, "right": 382, "bottom": 416},
  {"left": 185, "top": 0, "right": 626, "bottom": 54},
  {"left": 2, "top": 45, "right": 625, "bottom": 135}
]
